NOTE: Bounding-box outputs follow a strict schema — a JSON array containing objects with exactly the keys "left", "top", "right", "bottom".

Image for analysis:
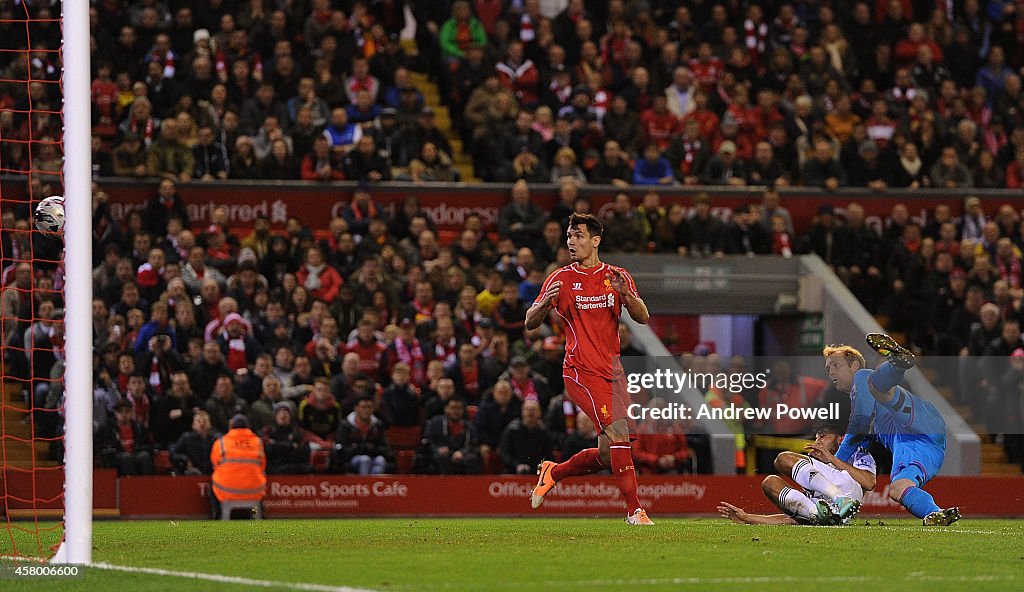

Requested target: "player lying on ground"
[
  {"left": 718, "top": 421, "right": 876, "bottom": 525},
  {"left": 525, "top": 213, "right": 654, "bottom": 525},
  {"left": 824, "top": 334, "right": 960, "bottom": 526}
]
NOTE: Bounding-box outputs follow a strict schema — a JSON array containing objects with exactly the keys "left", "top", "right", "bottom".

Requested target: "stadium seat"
[
  {"left": 153, "top": 450, "right": 172, "bottom": 475},
  {"left": 396, "top": 450, "right": 416, "bottom": 474},
  {"left": 387, "top": 426, "right": 423, "bottom": 450},
  {"left": 309, "top": 450, "right": 331, "bottom": 473}
]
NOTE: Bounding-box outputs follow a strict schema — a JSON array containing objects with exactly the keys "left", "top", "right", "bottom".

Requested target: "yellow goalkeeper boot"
[{"left": 923, "top": 507, "right": 961, "bottom": 526}]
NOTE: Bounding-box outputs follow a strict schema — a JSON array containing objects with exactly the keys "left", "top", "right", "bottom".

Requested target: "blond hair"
[{"left": 822, "top": 344, "right": 865, "bottom": 369}]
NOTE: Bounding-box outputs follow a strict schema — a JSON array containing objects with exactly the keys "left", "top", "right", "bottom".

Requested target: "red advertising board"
[
  {"left": 115, "top": 475, "right": 1024, "bottom": 519},
  {"left": 0, "top": 468, "right": 118, "bottom": 513},
  {"left": 2, "top": 177, "right": 1018, "bottom": 238}
]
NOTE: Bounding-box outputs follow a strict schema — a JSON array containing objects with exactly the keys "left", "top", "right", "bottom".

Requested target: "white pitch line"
[
  {"left": 90, "top": 562, "right": 379, "bottom": 592},
  {"left": 543, "top": 574, "right": 1017, "bottom": 588}
]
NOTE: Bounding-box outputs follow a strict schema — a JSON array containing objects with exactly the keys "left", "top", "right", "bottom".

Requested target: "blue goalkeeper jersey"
[{"left": 835, "top": 369, "right": 946, "bottom": 463}]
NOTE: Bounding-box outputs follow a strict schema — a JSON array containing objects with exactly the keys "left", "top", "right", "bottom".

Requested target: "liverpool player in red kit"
[{"left": 525, "top": 213, "right": 653, "bottom": 525}]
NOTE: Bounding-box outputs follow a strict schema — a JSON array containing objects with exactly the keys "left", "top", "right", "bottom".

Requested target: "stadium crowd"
[
  {"left": 0, "top": 0, "right": 1022, "bottom": 475},
  {"left": 0, "top": 0, "right": 1022, "bottom": 187}
]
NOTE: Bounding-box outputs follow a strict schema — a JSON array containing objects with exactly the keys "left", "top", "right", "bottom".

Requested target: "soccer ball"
[{"left": 34, "top": 195, "right": 65, "bottom": 234}]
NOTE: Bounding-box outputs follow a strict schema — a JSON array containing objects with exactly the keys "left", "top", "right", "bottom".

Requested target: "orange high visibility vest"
[{"left": 210, "top": 428, "right": 267, "bottom": 502}]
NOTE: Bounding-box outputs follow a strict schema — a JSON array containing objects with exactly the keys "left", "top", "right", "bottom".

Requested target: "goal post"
[{"left": 53, "top": 0, "right": 93, "bottom": 565}]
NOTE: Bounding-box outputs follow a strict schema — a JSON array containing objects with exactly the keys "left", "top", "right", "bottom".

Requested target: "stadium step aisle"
[
  {"left": 408, "top": 71, "right": 479, "bottom": 183},
  {"left": 1, "top": 381, "right": 58, "bottom": 468}
]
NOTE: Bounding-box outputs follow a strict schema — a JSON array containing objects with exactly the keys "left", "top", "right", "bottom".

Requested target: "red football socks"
[
  {"left": 610, "top": 443, "right": 642, "bottom": 514},
  {"left": 551, "top": 447, "right": 604, "bottom": 482}
]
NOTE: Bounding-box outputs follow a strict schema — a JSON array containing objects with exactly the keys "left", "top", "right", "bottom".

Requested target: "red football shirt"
[{"left": 535, "top": 262, "right": 639, "bottom": 380}]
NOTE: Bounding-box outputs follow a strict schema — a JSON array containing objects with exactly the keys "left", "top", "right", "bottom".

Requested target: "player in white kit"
[{"left": 718, "top": 421, "right": 877, "bottom": 525}]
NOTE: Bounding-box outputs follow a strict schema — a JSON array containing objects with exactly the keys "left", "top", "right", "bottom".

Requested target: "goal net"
[{"left": 0, "top": 0, "right": 91, "bottom": 564}]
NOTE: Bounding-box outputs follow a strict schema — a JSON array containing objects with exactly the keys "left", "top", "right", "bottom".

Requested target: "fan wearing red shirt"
[{"left": 526, "top": 213, "right": 653, "bottom": 525}]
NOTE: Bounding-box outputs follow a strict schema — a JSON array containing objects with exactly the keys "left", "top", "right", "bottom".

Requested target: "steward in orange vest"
[{"left": 210, "top": 414, "right": 267, "bottom": 503}]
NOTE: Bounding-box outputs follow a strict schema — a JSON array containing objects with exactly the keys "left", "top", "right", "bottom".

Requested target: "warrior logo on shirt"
[{"left": 601, "top": 405, "right": 610, "bottom": 419}]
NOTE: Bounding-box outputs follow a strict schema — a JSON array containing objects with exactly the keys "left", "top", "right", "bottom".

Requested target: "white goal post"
[{"left": 52, "top": 0, "right": 94, "bottom": 565}]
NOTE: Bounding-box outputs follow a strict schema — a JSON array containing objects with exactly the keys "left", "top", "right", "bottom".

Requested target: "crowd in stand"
[
  {"left": 1, "top": 0, "right": 1023, "bottom": 475},
  {"left": 1, "top": 0, "right": 1023, "bottom": 187}
]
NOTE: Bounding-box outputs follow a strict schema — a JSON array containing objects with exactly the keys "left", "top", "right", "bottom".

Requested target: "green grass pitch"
[{"left": 5, "top": 518, "right": 1023, "bottom": 591}]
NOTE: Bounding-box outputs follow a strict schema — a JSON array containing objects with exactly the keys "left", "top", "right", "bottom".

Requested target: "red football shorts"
[{"left": 562, "top": 366, "right": 636, "bottom": 435}]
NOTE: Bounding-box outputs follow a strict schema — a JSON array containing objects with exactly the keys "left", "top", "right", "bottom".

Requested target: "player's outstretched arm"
[
  {"left": 717, "top": 502, "right": 797, "bottom": 525},
  {"left": 835, "top": 372, "right": 875, "bottom": 462}
]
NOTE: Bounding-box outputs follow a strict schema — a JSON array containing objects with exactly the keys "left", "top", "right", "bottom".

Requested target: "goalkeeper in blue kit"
[{"left": 822, "top": 334, "right": 960, "bottom": 526}]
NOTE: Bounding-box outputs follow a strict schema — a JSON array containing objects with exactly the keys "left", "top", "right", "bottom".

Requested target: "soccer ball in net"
[{"left": 34, "top": 195, "right": 65, "bottom": 234}]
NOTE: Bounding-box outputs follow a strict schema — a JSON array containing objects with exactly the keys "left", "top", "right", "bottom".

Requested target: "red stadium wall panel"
[
  {"left": 0, "top": 178, "right": 1015, "bottom": 238},
  {"left": 115, "top": 475, "right": 1024, "bottom": 519},
  {"left": 0, "top": 469, "right": 117, "bottom": 514}
]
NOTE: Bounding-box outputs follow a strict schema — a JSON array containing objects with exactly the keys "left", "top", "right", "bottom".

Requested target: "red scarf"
[
  {"left": 149, "top": 354, "right": 164, "bottom": 395},
  {"left": 772, "top": 232, "right": 792, "bottom": 256},
  {"left": 511, "top": 378, "right": 538, "bottom": 402},
  {"left": 461, "top": 363, "right": 480, "bottom": 398},
  {"left": 412, "top": 299, "right": 434, "bottom": 323},
  {"left": 997, "top": 255, "right": 1022, "bottom": 289},
  {"left": 434, "top": 337, "right": 457, "bottom": 366},
  {"left": 226, "top": 338, "right": 248, "bottom": 371},
  {"left": 349, "top": 200, "right": 378, "bottom": 222},
  {"left": 117, "top": 422, "right": 135, "bottom": 453},
  {"left": 394, "top": 337, "right": 425, "bottom": 385}
]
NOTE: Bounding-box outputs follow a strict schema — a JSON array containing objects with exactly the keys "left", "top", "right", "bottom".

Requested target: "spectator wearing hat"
[
  {"left": 725, "top": 205, "right": 769, "bottom": 256},
  {"left": 380, "top": 320, "right": 428, "bottom": 387},
  {"left": 501, "top": 356, "right": 553, "bottom": 410},
  {"left": 170, "top": 409, "right": 220, "bottom": 475},
  {"left": 848, "top": 139, "right": 893, "bottom": 190},
  {"left": 259, "top": 403, "right": 314, "bottom": 475},
  {"left": 96, "top": 397, "right": 155, "bottom": 476},
  {"left": 112, "top": 132, "right": 149, "bottom": 177},
  {"left": 216, "top": 312, "right": 263, "bottom": 372},
  {"left": 701, "top": 140, "right": 748, "bottom": 186},
  {"left": 341, "top": 184, "right": 384, "bottom": 238},
  {"left": 210, "top": 413, "right": 266, "bottom": 518},
  {"left": 335, "top": 395, "right": 392, "bottom": 474}
]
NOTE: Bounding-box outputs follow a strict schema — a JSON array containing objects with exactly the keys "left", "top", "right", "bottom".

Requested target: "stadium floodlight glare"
[{"left": 51, "top": 0, "right": 93, "bottom": 565}]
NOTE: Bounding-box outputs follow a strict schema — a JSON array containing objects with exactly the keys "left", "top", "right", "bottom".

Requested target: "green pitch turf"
[{"left": 4, "top": 518, "right": 1023, "bottom": 592}]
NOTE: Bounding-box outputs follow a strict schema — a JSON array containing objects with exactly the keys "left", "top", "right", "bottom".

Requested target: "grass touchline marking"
[{"left": 90, "top": 562, "right": 379, "bottom": 592}]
